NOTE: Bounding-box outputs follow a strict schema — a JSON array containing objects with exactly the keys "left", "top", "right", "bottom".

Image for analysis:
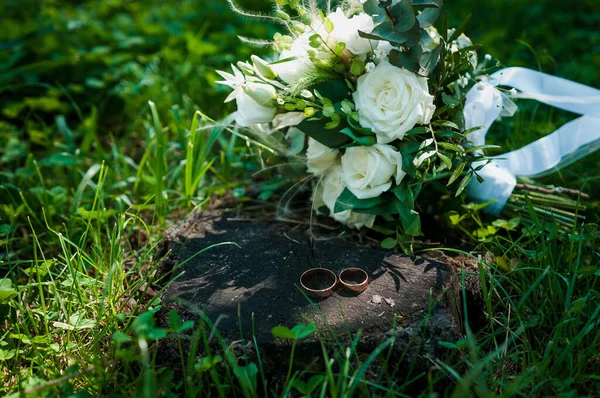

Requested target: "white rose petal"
[
  {"left": 352, "top": 61, "right": 435, "bottom": 143},
  {"left": 313, "top": 165, "right": 376, "bottom": 229},
  {"left": 306, "top": 138, "right": 339, "bottom": 176},
  {"left": 326, "top": 8, "right": 375, "bottom": 56},
  {"left": 341, "top": 144, "right": 406, "bottom": 199}
]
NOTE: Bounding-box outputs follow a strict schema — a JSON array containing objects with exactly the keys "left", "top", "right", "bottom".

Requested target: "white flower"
[
  {"left": 341, "top": 143, "right": 406, "bottom": 199},
  {"left": 352, "top": 61, "right": 435, "bottom": 143},
  {"left": 216, "top": 66, "right": 277, "bottom": 127},
  {"left": 234, "top": 89, "right": 277, "bottom": 127},
  {"left": 272, "top": 34, "right": 315, "bottom": 84},
  {"left": 374, "top": 41, "right": 395, "bottom": 63},
  {"left": 365, "top": 62, "right": 376, "bottom": 72},
  {"left": 450, "top": 33, "right": 477, "bottom": 68},
  {"left": 314, "top": 165, "right": 376, "bottom": 229},
  {"left": 306, "top": 138, "right": 339, "bottom": 176},
  {"left": 325, "top": 8, "right": 374, "bottom": 56}
]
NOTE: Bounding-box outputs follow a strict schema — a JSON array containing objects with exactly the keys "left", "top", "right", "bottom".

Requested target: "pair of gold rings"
[{"left": 299, "top": 267, "right": 369, "bottom": 298}]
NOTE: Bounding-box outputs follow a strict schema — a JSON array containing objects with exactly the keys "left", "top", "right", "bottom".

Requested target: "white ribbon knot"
[{"left": 463, "top": 67, "right": 600, "bottom": 215}]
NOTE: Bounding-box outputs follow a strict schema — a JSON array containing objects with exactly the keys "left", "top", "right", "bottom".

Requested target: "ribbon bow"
[{"left": 463, "top": 67, "right": 600, "bottom": 215}]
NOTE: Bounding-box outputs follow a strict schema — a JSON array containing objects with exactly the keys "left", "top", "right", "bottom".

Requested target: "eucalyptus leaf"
[
  {"left": 388, "top": 0, "right": 415, "bottom": 32},
  {"left": 416, "top": 0, "right": 443, "bottom": 27}
]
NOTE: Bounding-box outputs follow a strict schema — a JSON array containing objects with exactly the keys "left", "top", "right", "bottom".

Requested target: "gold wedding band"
[
  {"left": 299, "top": 268, "right": 337, "bottom": 298},
  {"left": 338, "top": 267, "right": 369, "bottom": 293}
]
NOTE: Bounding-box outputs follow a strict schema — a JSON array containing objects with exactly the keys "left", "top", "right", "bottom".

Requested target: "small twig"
[{"left": 515, "top": 183, "right": 590, "bottom": 199}]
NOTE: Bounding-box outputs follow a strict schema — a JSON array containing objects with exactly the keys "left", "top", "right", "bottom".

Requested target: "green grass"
[{"left": 1, "top": 0, "right": 599, "bottom": 396}]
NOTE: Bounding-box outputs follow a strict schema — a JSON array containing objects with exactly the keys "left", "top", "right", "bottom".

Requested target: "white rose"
[
  {"left": 326, "top": 8, "right": 374, "bottom": 56},
  {"left": 352, "top": 61, "right": 435, "bottom": 143},
  {"left": 306, "top": 138, "right": 339, "bottom": 176},
  {"left": 341, "top": 144, "right": 406, "bottom": 199},
  {"left": 314, "top": 165, "right": 376, "bottom": 229},
  {"left": 234, "top": 83, "right": 277, "bottom": 127}
]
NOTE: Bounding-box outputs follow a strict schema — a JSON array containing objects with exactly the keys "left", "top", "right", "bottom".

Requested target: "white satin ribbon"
[{"left": 463, "top": 67, "right": 600, "bottom": 215}]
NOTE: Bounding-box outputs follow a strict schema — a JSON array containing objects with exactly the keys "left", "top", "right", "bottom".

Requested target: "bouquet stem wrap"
[{"left": 464, "top": 67, "right": 600, "bottom": 215}]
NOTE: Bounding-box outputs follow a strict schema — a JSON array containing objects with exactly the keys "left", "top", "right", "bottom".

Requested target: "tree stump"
[{"left": 155, "top": 210, "right": 481, "bottom": 380}]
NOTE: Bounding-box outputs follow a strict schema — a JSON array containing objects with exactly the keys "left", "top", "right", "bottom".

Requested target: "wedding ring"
[
  {"left": 338, "top": 268, "right": 369, "bottom": 293},
  {"left": 299, "top": 268, "right": 337, "bottom": 298}
]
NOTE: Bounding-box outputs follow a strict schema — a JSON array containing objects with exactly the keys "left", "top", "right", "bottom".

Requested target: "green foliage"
[{"left": 0, "top": 0, "right": 598, "bottom": 396}]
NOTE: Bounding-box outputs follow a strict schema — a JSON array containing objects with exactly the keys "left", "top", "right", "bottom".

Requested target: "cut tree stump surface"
[{"left": 158, "top": 211, "right": 467, "bottom": 345}]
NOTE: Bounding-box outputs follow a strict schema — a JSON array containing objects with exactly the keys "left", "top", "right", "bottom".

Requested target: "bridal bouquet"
[{"left": 216, "top": 0, "right": 598, "bottom": 243}]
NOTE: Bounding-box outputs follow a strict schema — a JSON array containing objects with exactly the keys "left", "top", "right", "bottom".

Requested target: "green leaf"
[
  {"left": 0, "top": 279, "right": 17, "bottom": 303},
  {"left": 455, "top": 172, "right": 473, "bottom": 197},
  {"left": 311, "top": 80, "right": 349, "bottom": 104},
  {"left": 391, "top": 45, "right": 422, "bottom": 74},
  {"left": 168, "top": 310, "right": 181, "bottom": 331},
  {"left": 569, "top": 298, "right": 587, "bottom": 314},
  {"left": 438, "top": 142, "right": 464, "bottom": 152},
  {"left": 178, "top": 320, "right": 195, "bottom": 332},
  {"left": 323, "top": 17, "right": 334, "bottom": 33},
  {"left": 322, "top": 103, "right": 335, "bottom": 117},
  {"left": 292, "top": 379, "right": 308, "bottom": 395},
  {"left": 271, "top": 325, "right": 296, "bottom": 340},
  {"left": 334, "top": 188, "right": 396, "bottom": 215},
  {"left": 0, "top": 349, "right": 16, "bottom": 361},
  {"left": 405, "top": 126, "right": 429, "bottom": 136},
  {"left": 411, "top": 0, "right": 441, "bottom": 6},
  {"left": 306, "top": 375, "right": 326, "bottom": 393},
  {"left": 438, "top": 152, "right": 452, "bottom": 169},
  {"left": 381, "top": 237, "right": 398, "bottom": 249},
  {"left": 438, "top": 341, "right": 457, "bottom": 349},
  {"left": 350, "top": 58, "right": 365, "bottom": 75},
  {"left": 416, "top": 0, "right": 442, "bottom": 27},
  {"left": 393, "top": 182, "right": 415, "bottom": 208},
  {"left": 291, "top": 323, "right": 316, "bottom": 339},
  {"left": 447, "top": 162, "right": 465, "bottom": 186},
  {"left": 442, "top": 92, "right": 460, "bottom": 107},
  {"left": 339, "top": 128, "right": 377, "bottom": 146},
  {"left": 388, "top": 0, "right": 416, "bottom": 32},
  {"left": 419, "top": 45, "right": 442, "bottom": 76},
  {"left": 432, "top": 120, "right": 460, "bottom": 130},
  {"left": 112, "top": 331, "right": 133, "bottom": 344},
  {"left": 297, "top": 116, "right": 351, "bottom": 149},
  {"left": 449, "top": 14, "right": 472, "bottom": 42},
  {"left": 146, "top": 328, "right": 167, "bottom": 340},
  {"left": 464, "top": 144, "right": 502, "bottom": 153},
  {"left": 233, "top": 363, "right": 258, "bottom": 395},
  {"left": 395, "top": 200, "right": 422, "bottom": 236}
]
